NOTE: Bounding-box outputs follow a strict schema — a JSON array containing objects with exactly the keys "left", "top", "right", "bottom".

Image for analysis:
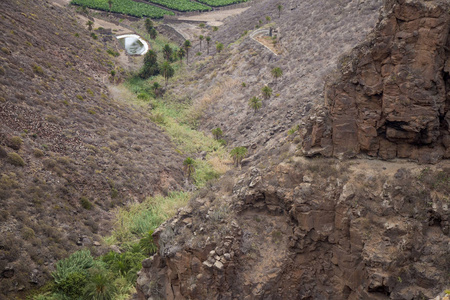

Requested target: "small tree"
[
  {"left": 206, "top": 36, "right": 211, "bottom": 54},
  {"left": 183, "top": 157, "right": 195, "bottom": 181},
  {"left": 162, "top": 44, "right": 173, "bottom": 61},
  {"left": 161, "top": 61, "right": 174, "bottom": 87},
  {"left": 211, "top": 127, "right": 223, "bottom": 140},
  {"left": 277, "top": 4, "right": 283, "bottom": 18},
  {"left": 149, "top": 27, "right": 157, "bottom": 40},
  {"left": 213, "top": 26, "right": 218, "bottom": 32},
  {"left": 271, "top": 67, "right": 283, "bottom": 83},
  {"left": 216, "top": 42, "right": 224, "bottom": 53},
  {"left": 266, "top": 16, "right": 271, "bottom": 22},
  {"left": 199, "top": 23, "right": 206, "bottom": 29},
  {"left": 261, "top": 85, "right": 272, "bottom": 99},
  {"left": 145, "top": 18, "right": 154, "bottom": 33},
  {"left": 230, "top": 147, "right": 247, "bottom": 169},
  {"left": 177, "top": 48, "right": 185, "bottom": 64},
  {"left": 199, "top": 35, "right": 204, "bottom": 51},
  {"left": 86, "top": 20, "right": 94, "bottom": 31},
  {"left": 249, "top": 96, "right": 262, "bottom": 113},
  {"left": 184, "top": 39, "right": 192, "bottom": 64}
]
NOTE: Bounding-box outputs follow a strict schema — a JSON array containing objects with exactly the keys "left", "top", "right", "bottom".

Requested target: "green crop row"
[
  {"left": 196, "top": 0, "right": 248, "bottom": 7},
  {"left": 70, "top": 0, "right": 174, "bottom": 18},
  {"left": 145, "top": 0, "right": 211, "bottom": 12}
]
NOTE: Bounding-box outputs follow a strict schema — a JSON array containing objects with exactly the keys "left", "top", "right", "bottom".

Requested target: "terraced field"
[
  {"left": 71, "top": 0, "right": 250, "bottom": 17},
  {"left": 71, "top": 0, "right": 173, "bottom": 18},
  {"left": 146, "top": 0, "right": 211, "bottom": 12}
]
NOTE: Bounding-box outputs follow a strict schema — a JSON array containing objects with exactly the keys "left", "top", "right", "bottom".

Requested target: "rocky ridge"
[{"left": 303, "top": 0, "right": 450, "bottom": 163}]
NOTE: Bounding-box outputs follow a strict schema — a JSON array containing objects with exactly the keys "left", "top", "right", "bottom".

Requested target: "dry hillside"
[{"left": 0, "top": 0, "right": 184, "bottom": 295}]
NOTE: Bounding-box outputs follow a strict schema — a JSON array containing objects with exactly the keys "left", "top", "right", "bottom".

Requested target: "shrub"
[
  {"left": 80, "top": 197, "right": 93, "bottom": 210},
  {"left": 7, "top": 136, "right": 23, "bottom": 150},
  {"left": 7, "top": 152, "right": 25, "bottom": 166},
  {"left": 211, "top": 127, "right": 223, "bottom": 140},
  {"left": 139, "top": 230, "right": 158, "bottom": 255},
  {"left": 56, "top": 271, "right": 88, "bottom": 299},
  {"left": 32, "top": 64, "right": 44, "bottom": 75},
  {"left": 52, "top": 250, "right": 94, "bottom": 285},
  {"left": 33, "top": 148, "right": 44, "bottom": 157}
]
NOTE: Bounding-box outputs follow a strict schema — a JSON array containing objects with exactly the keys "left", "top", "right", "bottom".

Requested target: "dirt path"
[{"left": 176, "top": 7, "right": 249, "bottom": 26}]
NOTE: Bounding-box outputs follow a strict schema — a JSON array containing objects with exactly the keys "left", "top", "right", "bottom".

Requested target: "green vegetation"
[
  {"left": 7, "top": 136, "right": 23, "bottom": 150},
  {"left": 86, "top": 20, "right": 93, "bottom": 31},
  {"left": 161, "top": 61, "right": 175, "bottom": 86},
  {"left": 261, "top": 85, "right": 272, "bottom": 99},
  {"left": 277, "top": 3, "right": 283, "bottom": 18},
  {"left": 248, "top": 96, "right": 262, "bottom": 113},
  {"left": 230, "top": 146, "right": 247, "bottom": 169},
  {"left": 140, "top": 50, "right": 159, "bottom": 79},
  {"left": 70, "top": 0, "right": 174, "bottom": 18},
  {"left": 145, "top": 0, "right": 211, "bottom": 12},
  {"left": 80, "top": 197, "right": 93, "bottom": 210},
  {"left": 206, "top": 36, "right": 211, "bottom": 54},
  {"left": 7, "top": 152, "right": 25, "bottom": 167},
  {"left": 197, "top": 0, "right": 247, "bottom": 6},
  {"left": 216, "top": 42, "right": 224, "bottom": 53},
  {"left": 183, "top": 157, "right": 195, "bottom": 180},
  {"left": 211, "top": 127, "right": 223, "bottom": 140},
  {"left": 183, "top": 40, "right": 192, "bottom": 64},
  {"left": 271, "top": 67, "right": 283, "bottom": 82}
]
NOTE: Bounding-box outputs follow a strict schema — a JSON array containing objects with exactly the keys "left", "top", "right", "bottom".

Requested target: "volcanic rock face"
[
  {"left": 303, "top": 0, "right": 450, "bottom": 163},
  {"left": 136, "top": 159, "right": 450, "bottom": 299}
]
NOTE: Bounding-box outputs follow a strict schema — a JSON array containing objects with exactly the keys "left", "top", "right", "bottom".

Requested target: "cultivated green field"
[
  {"left": 71, "top": 0, "right": 174, "bottom": 18},
  {"left": 145, "top": 0, "right": 211, "bottom": 12},
  {"left": 196, "top": 0, "right": 248, "bottom": 7}
]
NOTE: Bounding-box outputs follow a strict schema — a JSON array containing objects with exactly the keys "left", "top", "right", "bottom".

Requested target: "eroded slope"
[{"left": 0, "top": 0, "right": 183, "bottom": 295}]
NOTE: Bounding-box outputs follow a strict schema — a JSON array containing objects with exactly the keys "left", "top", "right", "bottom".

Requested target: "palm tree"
[
  {"left": 177, "top": 48, "right": 185, "bottom": 64},
  {"left": 86, "top": 20, "right": 94, "bottom": 31},
  {"left": 249, "top": 96, "right": 262, "bottom": 113},
  {"left": 161, "top": 61, "right": 174, "bottom": 87},
  {"left": 145, "top": 18, "right": 154, "bottom": 33},
  {"left": 199, "top": 35, "right": 204, "bottom": 51},
  {"left": 216, "top": 42, "right": 224, "bottom": 53},
  {"left": 277, "top": 4, "right": 283, "bottom": 18},
  {"left": 183, "top": 157, "right": 195, "bottom": 181},
  {"left": 107, "top": 0, "right": 112, "bottom": 15},
  {"left": 261, "top": 85, "right": 272, "bottom": 99},
  {"left": 162, "top": 44, "right": 173, "bottom": 61},
  {"left": 271, "top": 67, "right": 283, "bottom": 83},
  {"left": 83, "top": 270, "right": 117, "bottom": 300},
  {"left": 206, "top": 36, "right": 211, "bottom": 54},
  {"left": 230, "top": 147, "right": 247, "bottom": 169},
  {"left": 140, "top": 50, "right": 159, "bottom": 79},
  {"left": 184, "top": 39, "right": 191, "bottom": 64}
]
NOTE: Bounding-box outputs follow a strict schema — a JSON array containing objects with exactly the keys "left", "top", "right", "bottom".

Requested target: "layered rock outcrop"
[
  {"left": 136, "top": 159, "right": 450, "bottom": 299},
  {"left": 303, "top": 0, "right": 450, "bottom": 163}
]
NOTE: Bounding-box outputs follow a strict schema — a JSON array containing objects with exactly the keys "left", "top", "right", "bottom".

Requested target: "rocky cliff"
[
  {"left": 303, "top": 0, "right": 450, "bottom": 164},
  {"left": 137, "top": 158, "right": 450, "bottom": 299}
]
